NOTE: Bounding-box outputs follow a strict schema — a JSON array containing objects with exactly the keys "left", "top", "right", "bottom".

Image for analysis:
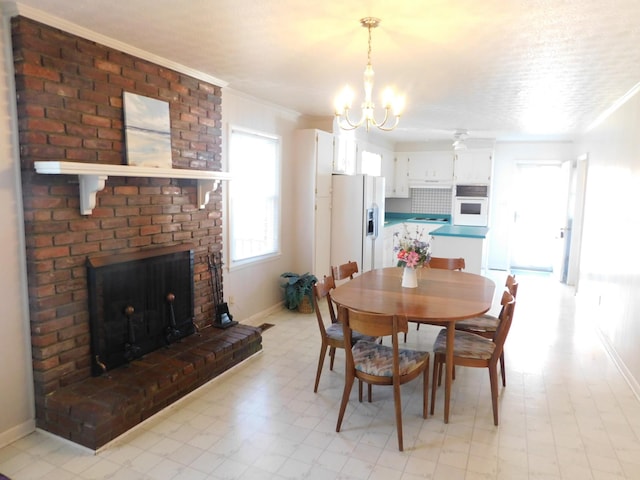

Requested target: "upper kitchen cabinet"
[
  {"left": 333, "top": 134, "right": 357, "bottom": 175},
  {"left": 406, "top": 151, "right": 454, "bottom": 187},
  {"left": 385, "top": 154, "right": 410, "bottom": 198},
  {"left": 381, "top": 151, "right": 395, "bottom": 197},
  {"left": 454, "top": 149, "right": 493, "bottom": 184},
  {"left": 296, "top": 129, "right": 334, "bottom": 197}
]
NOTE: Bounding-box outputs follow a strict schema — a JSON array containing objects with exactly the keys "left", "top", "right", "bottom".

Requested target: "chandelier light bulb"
[
  {"left": 334, "top": 17, "right": 404, "bottom": 132},
  {"left": 392, "top": 94, "right": 405, "bottom": 116},
  {"left": 335, "top": 85, "right": 355, "bottom": 114},
  {"left": 382, "top": 87, "right": 395, "bottom": 109}
]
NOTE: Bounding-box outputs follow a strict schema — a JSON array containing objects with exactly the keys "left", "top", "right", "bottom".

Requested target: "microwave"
[
  {"left": 453, "top": 196, "right": 489, "bottom": 226},
  {"left": 455, "top": 184, "right": 488, "bottom": 197}
]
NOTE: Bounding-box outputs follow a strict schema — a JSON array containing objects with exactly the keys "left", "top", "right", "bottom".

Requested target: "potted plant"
[{"left": 280, "top": 272, "right": 318, "bottom": 313}]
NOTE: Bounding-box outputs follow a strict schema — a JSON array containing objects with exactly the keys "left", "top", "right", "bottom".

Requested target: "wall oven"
[{"left": 453, "top": 185, "right": 489, "bottom": 226}]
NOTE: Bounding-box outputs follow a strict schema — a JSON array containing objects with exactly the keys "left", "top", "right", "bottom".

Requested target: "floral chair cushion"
[
  {"left": 433, "top": 329, "right": 495, "bottom": 360},
  {"left": 456, "top": 314, "right": 499, "bottom": 333},
  {"left": 326, "top": 323, "right": 377, "bottom": 344},
  {"left": 351, "top": 341, "right": 429, "bottom": 377}
]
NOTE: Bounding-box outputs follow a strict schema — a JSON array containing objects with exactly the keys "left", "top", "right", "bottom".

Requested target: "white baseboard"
[
  {"left": 0, "top": 418, "right": 35, "bottom": 450},
  {"left": 596, "top": 327, "right": 640, "bottom": 402},
  {"left": 239, "top": 302, "right": 285, "bottom": 327}
]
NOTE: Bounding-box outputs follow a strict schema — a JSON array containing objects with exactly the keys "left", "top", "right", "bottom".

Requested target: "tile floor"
[{"left": 2, "top": 270, "right": 640, "bottom": 479}]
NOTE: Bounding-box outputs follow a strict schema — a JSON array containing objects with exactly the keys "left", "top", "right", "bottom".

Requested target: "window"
[{"left": 228, "top": 128, "right": 281, "bottom": 265}]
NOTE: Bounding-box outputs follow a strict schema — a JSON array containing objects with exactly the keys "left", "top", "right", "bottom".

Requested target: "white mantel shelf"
[{"left": 34, "top": 161, "right": 231, "bottom": 215}]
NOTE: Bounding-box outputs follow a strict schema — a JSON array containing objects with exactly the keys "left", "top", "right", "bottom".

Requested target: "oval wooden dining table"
[{"left": 331, "top": 266, "right": 496, "bottom": 423}]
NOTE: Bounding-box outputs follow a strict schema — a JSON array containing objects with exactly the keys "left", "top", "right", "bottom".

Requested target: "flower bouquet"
[
  {"left": 394, "top": 224, "right": 432, "bottom": 268},
  {"left": 394, "top": 224, "right": 431, "bottom": 287}
]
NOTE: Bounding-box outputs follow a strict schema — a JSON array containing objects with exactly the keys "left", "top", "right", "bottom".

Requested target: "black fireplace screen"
[{"left": 87, "top": 244, "right": 195, "bottom": 376}]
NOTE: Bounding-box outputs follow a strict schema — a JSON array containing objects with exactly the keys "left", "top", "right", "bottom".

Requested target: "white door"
[
  {"left": 566, "top": 155, "right": 589, "bottom": 288},
  {"left": 555, "top": 160, "right": 573, "bottom": 282},
  {"left": 509, "top": 162, "right": 570, "bottom": 273}
]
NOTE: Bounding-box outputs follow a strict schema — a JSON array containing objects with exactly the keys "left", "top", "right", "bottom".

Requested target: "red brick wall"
[{"left": 11, "top": 16, "right": 224, "bottom": 420}]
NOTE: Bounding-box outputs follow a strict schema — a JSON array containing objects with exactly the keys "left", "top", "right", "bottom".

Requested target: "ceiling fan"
[{"left": 452, "top": 129, "right": 468, "bottom": 150}]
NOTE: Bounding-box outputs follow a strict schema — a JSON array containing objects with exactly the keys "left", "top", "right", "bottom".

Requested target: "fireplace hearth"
[{"left": 87, "top": 244, "right": 195, "bottom": 376}]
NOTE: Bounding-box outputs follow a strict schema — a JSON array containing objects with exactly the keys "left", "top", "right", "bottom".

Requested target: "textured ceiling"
[{"left": 6, "top": 0, "right": 640, "bottom": 144}]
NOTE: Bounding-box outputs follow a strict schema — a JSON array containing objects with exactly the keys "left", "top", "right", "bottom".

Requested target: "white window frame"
[{"left": 226, "top": 126, "right": 282, "bottom": 269}]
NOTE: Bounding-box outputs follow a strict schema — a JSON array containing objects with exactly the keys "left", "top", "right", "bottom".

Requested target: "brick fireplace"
[{"left": 12, "top": 16, "right": 262, "bottom": 449}]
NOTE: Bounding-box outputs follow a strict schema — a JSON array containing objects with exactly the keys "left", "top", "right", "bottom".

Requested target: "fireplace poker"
[
  {"left": 208, "top": 252, "right": 236, "bottom": 328},
  {"left": 207, "top": 255, "right": 220, "bottom": 305},
  {"left": 165, "top": 292, "right": 181, "bottom": 345},
  {"left": 123, "top": 305, "right": 141, "bottom": 362}
]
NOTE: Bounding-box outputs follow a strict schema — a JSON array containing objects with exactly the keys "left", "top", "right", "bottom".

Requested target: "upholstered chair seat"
[
  {"left": 352, "top": 340, "right": 430, "bottom": 377},
  {"left": 433, "top": 329, "right": 495, "bottom": 360}
]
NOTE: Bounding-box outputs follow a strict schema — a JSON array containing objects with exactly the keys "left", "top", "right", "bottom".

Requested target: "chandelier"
[{"left": 334, "top": 17, "right": 405, "bottom": 132}]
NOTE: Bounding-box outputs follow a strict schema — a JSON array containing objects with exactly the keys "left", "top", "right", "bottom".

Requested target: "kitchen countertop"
[
  {"left": 384, "top": 212, "right": 451, "bottom": 228},
  {"left": 384, "top": 213, "right": 488, "bottom": 239},
  {"left": 430, "top": 225, "right": 489, "bottom": 239}
]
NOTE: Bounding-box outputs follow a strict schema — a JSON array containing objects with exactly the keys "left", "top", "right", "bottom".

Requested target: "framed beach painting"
[{"left": 123, "top": 92, "right": 172, "bottom": 168}]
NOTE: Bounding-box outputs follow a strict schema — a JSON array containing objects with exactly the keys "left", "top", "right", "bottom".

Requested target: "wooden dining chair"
[
  {"left": 430, "top": 290, "right": 516, "bottom": 425},
  {"left": 331, "top": 260, "right": 359, "bottom": 283},
  {"left": 311, "top": 275, "right": 376, "bottom": 393},
  {"left": 336, "top": 305, "right": 430, "bottom": 451},
  {"left": 408, "top": 256, "right": 466, "bottom": 341},
  {"left": 428, "top": 256, "right": 466, "bottom": 271},
  {"left": 455, "top": 274, "right": 518, "bottom": 386}
]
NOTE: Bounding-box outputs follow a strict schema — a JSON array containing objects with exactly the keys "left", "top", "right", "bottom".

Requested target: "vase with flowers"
[{"left": 394, "top": 224, "right": 432, "bottom": 288}]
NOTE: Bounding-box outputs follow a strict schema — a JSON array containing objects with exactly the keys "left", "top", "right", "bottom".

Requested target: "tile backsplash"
[{"left": 411, "top": 188, "right": 453, "bottom": 214}]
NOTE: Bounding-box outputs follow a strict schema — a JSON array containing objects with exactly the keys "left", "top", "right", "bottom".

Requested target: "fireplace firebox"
[{"left": 87, "top": 244, "right": 195, "bottom": 376}]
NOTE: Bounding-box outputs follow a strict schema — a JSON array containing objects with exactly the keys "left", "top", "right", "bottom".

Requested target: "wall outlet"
[{"left": 228, "top": 296, "right": 235, "bottom": 305}]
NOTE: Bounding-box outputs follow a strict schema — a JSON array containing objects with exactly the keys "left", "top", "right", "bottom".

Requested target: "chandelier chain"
[{"left": 367, "top": 23, "right": 372, "bottom": 66}]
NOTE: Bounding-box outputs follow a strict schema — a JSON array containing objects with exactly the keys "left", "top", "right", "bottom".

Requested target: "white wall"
[
  {"left": 0, "top": 9, "right": 36, "bottom": 447},
  {"left": 488, "top": 141, "right": 575, "bottom": 270},
  {"left": 575, "top": 86, "right": 640, "bottom": 394},
  {"left": 221, "top": 90, "right": 304, "bottom": 322}
]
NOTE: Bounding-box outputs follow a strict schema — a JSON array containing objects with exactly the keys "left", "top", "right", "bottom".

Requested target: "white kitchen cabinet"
[
  {"left": 381, "top": 154, "right": 410, "bottom": 198},
  {"left": 333, "top": 134, "right": 357, "bottom": 175},
  {"left": 430, "top": 234, "right": 485, "bottom": 274},
  {"left": 315, "top": 130, "right": 334, "bottom": 197},
  {"left": 381, "top": 151, "right": 395, "bottom": 197},
  {"left": 314, "top": 196, "right": 332, "bottom": 278},
  {"left": 294, "top": 129, "right": 334, "bottom": 278},
  {"left": 393, "top": 154, "right": 410, "bottom": 198},
  {"left": 407, "top": 151, "right": 454, "bottom": 187},
  {"left": 454, "top": 149, "right": 493, "bottom": 184}
]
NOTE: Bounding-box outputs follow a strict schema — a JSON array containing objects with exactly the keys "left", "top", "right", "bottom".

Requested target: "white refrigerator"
[{"left": 330, "top": 174, "right": 386, "bottom": 274}]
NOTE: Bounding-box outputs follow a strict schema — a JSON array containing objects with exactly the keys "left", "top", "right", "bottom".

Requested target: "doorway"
[{"left": 509, "top": 162, "right": 570, "bottom": 275}]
